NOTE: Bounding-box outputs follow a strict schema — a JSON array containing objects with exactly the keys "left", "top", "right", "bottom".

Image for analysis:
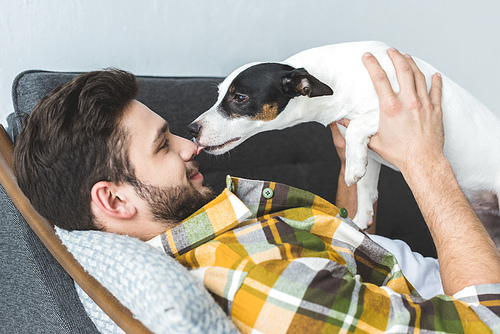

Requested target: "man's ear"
[
  {"left": 90, "top": 181, "right": 138, "bottom": 219},
  {"left": 282, "top": 68, "right": 334, "bottom": 98}
]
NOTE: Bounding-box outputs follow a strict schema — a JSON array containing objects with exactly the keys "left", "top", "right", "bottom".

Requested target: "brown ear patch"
[{"left": 251, "top": 103, "right": 279, "bottom": 121}]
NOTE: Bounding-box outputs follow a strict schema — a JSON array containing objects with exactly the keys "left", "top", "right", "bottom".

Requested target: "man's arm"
[{"left": 363, "top": 48, "right": 500, "bottom": 295}]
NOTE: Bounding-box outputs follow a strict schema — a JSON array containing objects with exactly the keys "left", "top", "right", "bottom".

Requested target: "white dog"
[{"left": 188, "top": 41, "right": 500, "bottom": 229}]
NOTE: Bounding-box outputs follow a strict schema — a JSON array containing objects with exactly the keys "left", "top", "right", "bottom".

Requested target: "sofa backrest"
[{"left": 9, "top": 70, "right": 342, "bottom": 200}]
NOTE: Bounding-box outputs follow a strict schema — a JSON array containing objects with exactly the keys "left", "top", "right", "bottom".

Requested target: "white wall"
[{"left": 1, "top": 0, "right": 500, "bottom": 125}]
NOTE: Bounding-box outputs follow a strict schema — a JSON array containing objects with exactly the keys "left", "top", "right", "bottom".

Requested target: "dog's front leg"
[
  {"left": 343, "top": 110, "right": 379, "bottom": 229},
  {"left": 353, "top": 158, "right": 380, "bottom": 230},
  {"left": 343, "top": 110, "right": 379, "bottom": 187}
]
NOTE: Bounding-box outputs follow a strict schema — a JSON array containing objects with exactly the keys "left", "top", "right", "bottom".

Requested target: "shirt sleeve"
[
  {"left": 369, "top": 234, "right": 443, "bottom": 299},
  {"left": 453, "top": 284, "right": 500, "bottom": 330},
  {"left": 229, "top": 256, "right": 500, "bottom": 333}
]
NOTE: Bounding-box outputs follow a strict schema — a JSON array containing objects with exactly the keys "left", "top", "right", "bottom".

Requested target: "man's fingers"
[
  {"left": 429, "top": 73, "right": 443, "bottom": 113},
  {"left": 335, "top": 119, "right": 351, "bottom": 127},
  {"left": 387, "top": 48, "right": 417, "bottom": 98},
  {"left": 404, "top": 54, "right": 430, "bottom": 101},
  {"left": 362, "top": 52, "right": 395, "bottom": 101},
  {"left": 329, "top": 122, "right": 341, "bottom": 136}
]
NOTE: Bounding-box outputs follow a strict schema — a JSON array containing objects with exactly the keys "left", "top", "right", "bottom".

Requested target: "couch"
[{"left": 0, "top": 70, "right": 438, "bottom": 333}]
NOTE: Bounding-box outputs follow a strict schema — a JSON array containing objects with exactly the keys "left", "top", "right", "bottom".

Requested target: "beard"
[{"left": 131, "top": 163, "right": 216, "bottom": 229}]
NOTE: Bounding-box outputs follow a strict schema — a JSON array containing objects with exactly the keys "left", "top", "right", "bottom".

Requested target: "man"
[{"left": 14, "top": 49, "right": 500, "bottom": 332}]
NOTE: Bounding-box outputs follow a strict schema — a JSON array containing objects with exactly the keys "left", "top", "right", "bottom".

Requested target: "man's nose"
[
  {"left": 188, "top": 122, "right": 201, "bottom": 138},
  {"left": 175, "top": 135, "right": 198, "bottom": 161}
]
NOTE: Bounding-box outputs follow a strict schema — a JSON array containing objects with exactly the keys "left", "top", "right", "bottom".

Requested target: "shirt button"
[
  {"left": 262, "top": 187, "right": 274, "bottom": 199},
  {"left": 339, "top": 207, "right": 348, "bottom": 218},
  {"left": 226, "top": 175, "right": 235, "bottom": 192}
]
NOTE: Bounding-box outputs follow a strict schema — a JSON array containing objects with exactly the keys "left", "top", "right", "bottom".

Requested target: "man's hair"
[{"left": 14, "top": 69, "right": 139, "bottom": 230}]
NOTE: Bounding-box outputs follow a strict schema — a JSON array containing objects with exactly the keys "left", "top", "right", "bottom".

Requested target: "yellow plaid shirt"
[{"left": 148, "top": 176, "right": 500, "bottom": 333}]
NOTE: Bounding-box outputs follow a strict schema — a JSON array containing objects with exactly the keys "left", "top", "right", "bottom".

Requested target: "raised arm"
[{"left": 363, "top": 48, "right": 500, "bottom": 295}]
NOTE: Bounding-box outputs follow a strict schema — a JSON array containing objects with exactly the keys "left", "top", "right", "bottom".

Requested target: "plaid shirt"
[{"left": 148, "top": 176, "right": 500, "bottom": 333}]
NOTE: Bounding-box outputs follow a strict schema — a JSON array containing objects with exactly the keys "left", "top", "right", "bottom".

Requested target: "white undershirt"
[{"left": 369, "top": 234, "right": 444, "bottom": 299}]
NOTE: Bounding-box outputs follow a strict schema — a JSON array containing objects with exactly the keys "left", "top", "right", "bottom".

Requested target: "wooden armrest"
[{"left": 0, "top": 125, "right": 152, "bottom": 334}]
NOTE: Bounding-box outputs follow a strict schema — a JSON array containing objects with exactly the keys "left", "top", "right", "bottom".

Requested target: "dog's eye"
[{"left": 233, "top": 93, "right": 248, "bottom": 103}]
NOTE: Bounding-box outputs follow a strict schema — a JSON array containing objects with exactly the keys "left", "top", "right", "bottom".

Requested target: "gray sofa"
[{"left": 1, "top": 70, "right": 436, "bottom": 333}]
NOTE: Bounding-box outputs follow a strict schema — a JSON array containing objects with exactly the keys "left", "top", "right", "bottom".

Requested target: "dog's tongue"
[{"left": 196, "top": 146, "right": 205, "bottom": 155}]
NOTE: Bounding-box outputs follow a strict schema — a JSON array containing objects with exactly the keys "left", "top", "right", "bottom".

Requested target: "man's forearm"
[{"left": 403, "top": 158, "right": 500, "bottom": 295}]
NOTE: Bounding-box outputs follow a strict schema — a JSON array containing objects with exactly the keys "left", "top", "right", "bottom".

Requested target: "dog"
[{"left": 188, "top": 41, "right": 500, "bottom": 230}]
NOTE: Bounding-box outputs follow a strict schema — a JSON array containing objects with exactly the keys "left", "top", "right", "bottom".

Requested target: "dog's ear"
[{"left": 282, "top": 68, "right": 334, "bottom": 98}]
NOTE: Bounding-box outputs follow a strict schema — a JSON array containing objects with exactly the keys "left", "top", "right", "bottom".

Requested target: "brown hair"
[{"left": 14, "top": 69, "right": 139, "bottom": 230}]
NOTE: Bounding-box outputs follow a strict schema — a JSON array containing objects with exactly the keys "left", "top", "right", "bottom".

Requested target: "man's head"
[{"left": 14, "top": 69, "right": 214, "bottom": 240}]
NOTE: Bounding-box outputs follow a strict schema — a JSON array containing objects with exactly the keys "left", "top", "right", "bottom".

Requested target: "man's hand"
[{"left": 362, "top": 48, "right": 445, "bottom": 176}]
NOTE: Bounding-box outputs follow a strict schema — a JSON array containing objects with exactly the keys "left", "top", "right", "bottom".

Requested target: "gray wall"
[{"left": 1, "top": 0, "right": 499, "bottom": 124}]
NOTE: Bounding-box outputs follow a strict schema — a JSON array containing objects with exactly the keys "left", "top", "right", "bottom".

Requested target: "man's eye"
[
  {"left": 234, "top": 93, "right": 248, "bottom": 103},
  {"left": 160, "top": 139, "right": 169, "bottom": 150}
]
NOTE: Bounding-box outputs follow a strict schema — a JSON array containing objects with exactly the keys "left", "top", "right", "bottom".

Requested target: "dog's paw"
[
  {"left": 352, "top": 210, "right": 374, "bottom": 231},
  {"left": 344, "top": 162, "right": 367, "bottom": 187}
]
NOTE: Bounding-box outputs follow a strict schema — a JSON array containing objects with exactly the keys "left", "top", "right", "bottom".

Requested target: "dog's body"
[{"left": 189, "top": 41, "right": 500, "bottom": 229}]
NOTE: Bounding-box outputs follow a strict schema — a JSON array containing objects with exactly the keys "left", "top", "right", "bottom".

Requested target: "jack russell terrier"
[{"left": 188, "top": 41, "right": 500, "bottom": 230}]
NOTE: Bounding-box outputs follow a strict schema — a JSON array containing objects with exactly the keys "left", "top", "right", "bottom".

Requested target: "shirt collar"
[{"left": 147, "top": 176, "right": 252, "bottom": 257}]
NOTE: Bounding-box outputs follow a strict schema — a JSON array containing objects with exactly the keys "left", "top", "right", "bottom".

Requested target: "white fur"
[{"left": 192, "top": 41, "right": 500, "bottom": 229}]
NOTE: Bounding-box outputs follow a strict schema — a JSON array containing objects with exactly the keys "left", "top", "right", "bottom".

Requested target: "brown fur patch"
[{"left": 252, "top": 103, "right": 279, "bottom": 121}]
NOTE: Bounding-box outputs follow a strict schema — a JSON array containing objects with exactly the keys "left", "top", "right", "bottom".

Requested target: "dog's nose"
[{"left": 188, "top": 122, "right": 202, "bottom": 138}]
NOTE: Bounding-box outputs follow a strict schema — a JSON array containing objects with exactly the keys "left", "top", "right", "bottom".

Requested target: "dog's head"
[{"left": 189, "top": 62, "right": 333, "bottom": 155}]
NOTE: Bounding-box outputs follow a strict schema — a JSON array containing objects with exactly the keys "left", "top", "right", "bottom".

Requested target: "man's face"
[{"left": 121, "top": 100, "right": 215, "bottom": 228}]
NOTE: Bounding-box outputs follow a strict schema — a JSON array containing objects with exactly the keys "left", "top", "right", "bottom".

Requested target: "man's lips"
[{"left": 190, "top": 168, "right": 203, "bottom": 180}]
